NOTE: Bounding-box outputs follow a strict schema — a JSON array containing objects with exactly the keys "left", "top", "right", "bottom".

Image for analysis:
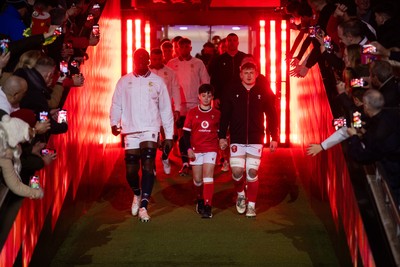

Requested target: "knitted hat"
[
  {"left": 10, "top": 109, "right": 37, "bottom": 128},
  {"left": 0, "top": 115, "right": 30, "bottom": 147}
]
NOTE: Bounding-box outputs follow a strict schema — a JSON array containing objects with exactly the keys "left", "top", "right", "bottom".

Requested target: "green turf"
[{"left": 49, "top": 149, "right": 348, "bottom": 267}]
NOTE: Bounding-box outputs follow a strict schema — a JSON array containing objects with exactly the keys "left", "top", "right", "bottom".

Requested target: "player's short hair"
[
  {"left": 161, "top": 41, "right": 173, "bottom": 49},
  {"left": 150, "top": 48, "right": 163, "bottom": 55},
  {"left": 240, "top": 62, "right": 257, "bottom": 71},
  {"left": 178, "top": 37, "right": 191, "bottom": 46},
  {"left": 198, "top": 84, "right": 214, "bottom": 95}
]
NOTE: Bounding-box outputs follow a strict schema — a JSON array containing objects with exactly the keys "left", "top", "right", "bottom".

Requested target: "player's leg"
[{"left": 229, "top": 144, "right": 246, "bottom": 214}]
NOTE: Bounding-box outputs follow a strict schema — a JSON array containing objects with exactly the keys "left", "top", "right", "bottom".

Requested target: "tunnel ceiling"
[
  {"left": 131, "top": 0, "right": 282, "bottom": 10},
  {"left": 124, "top": 0, "right": 285, "bottom": 25}
]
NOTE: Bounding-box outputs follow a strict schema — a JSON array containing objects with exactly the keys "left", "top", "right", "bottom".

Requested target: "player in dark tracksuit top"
[{"left": 218, "top": 60, "right": 278, "bottom": 218}]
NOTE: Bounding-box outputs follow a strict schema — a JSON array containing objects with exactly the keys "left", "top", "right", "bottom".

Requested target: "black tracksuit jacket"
[{"left": 218, "top": 82, "right": 278, "bottom": 144}]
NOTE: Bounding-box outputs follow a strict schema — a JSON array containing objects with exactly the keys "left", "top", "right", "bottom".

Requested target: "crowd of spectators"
[
  {"left": 287, "top": 0, "right": 400, "bottom": 209},
  {"left": 0, "top": 0, "right": 103, "bottom": 200}
]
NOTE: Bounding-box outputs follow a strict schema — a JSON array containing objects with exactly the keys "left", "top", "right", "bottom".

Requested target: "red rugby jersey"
[{"left": 183, "top": 106, "right": 221, "bottom": 153}]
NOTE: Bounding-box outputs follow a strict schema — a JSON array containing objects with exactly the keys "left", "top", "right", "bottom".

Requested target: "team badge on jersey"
[
  {"left": 258, "top": 94, "right": 261, "bottom": 99},
  {"left": 231, "top": 145, "right": 237, "bottom": 153}
]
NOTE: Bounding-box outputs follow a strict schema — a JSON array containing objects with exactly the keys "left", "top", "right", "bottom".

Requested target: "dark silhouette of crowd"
[
  {"left": 290, "top": 0, "right": 400, "bottom": 209},
  {"left": 0, "top": 0, "right": 103, "bottom": 200}
]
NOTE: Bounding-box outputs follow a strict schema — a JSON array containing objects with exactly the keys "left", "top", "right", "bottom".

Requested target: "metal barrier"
[{"left": 364, "top": 163, "right": 400, "bottom": 266}]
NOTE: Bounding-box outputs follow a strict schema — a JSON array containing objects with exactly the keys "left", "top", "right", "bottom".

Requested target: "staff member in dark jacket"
[{"left": 219, "top": 59, "right": 278, "bottom": 218}]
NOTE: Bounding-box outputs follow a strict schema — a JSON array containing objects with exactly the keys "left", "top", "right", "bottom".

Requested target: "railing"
[
  {"left": 364, "top": 163, "right": 400, "bottom": 266},
  {"left": 0, "top": 180, "right": 8, "bottom": 208}
]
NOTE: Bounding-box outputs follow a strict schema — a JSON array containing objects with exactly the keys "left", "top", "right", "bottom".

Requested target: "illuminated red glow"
[
  {"left": 0, "top": 3, "right": 379, "bottom": 266},
  {"left": 290, "top": 34, "right": 375, "bottom": 264},
  {"left": 135, "top": 19, "right": 141, "bottom": 50},
  {"left": 0, "top": 1, "right": 123, "bottom": 266}
]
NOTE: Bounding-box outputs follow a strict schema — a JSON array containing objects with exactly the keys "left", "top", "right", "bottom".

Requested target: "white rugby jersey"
[
  {"left": 167, "top": 57, "right": 209, "bottom": 115},
  {"left": 110, "top": 71, "right": 174, "bottom": 139},
  {"left": 150, "top": 65, "right": 181, "bottom": 113}
]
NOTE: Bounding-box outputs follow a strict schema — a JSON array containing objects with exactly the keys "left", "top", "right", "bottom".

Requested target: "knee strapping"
[
  {"left": 125, "top": 153, "right": 140, "bottom": 165},
  {"left": 141, "top": 147, "right": 157, "bottom": 161},
  {"left": 193, "top": 180, "right": 203, "bottom": 187},
  {"left": 246, "top": 157, "right": 260, "bottom": 181},
  {"left": 230, "top": 157, "right": 245, "bottom": 169},
  {"left": 232, "top": 174, "right": 243, "bottom": 181}
]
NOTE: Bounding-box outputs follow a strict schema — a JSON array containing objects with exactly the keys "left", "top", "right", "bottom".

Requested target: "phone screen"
[
  {"left": 352, "top": 111, "right": 362, "bottom": 128},
  {"left": 92, "top": 24, "right": 100, "bottom": 37},
  {"left": 41, "top": 148, "right": 56, "bottom": 156},
  {"left": 39, "top": 111, "right": 48, "bottom": 122},
  {"left": 57, "top": 109, "right": 67, "bottom": 123},
  {"left": 332, "top": 118, "right": 346, "bottom": 130},
  {"left": 0, "top": 39, "right": 9, "bottom": 54}
]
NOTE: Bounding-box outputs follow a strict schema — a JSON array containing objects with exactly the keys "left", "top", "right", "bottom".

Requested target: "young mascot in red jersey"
[{"left": 183, "top": 84, "right": 220, "bottom": 218}]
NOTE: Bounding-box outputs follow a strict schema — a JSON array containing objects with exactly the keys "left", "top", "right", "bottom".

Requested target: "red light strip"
[
  {"left": 127, "top": 19, "right": 133, "bottom": 73},
  {"left": 145, "top": 20, "right": 151, "bottom": 52},
  {"left": 280, "top": 20, "right": 287, "bottom": 143},
  {"left": 135, "top": 19, "right": 141, "bottom": 49},
  {"left": 269, "top": 20, "right": 276, "bottom": 95},
  {"left": 259, "top": 20, "right": 266, "bottom": 76}
]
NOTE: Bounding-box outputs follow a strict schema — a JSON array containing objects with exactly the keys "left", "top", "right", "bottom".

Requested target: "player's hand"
[
  {"left": 219, "top": 138, "right": 228, "bottom": 150},
  {"left": 173, "top": 111, "right": 180, "bottom": 122},
  {"left": 164, "top": 139, "right": 173, "bottom": 153},
  {"left": 187, "top": 148, "right": 195, "bottom": 160},
  {"left": 111, "top": 125, "right": 121, "bottom": 136}
]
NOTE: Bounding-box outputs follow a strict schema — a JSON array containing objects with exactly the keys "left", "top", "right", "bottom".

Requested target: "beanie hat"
[
  {"left": 0, "top": 115, "right": 30, "bottom": 147},
  {"left": 10, "top": 109, "right": 37, "bottom": 128},
  {"left": 6, "top": 0, "right": 28, "bottom": 10}
]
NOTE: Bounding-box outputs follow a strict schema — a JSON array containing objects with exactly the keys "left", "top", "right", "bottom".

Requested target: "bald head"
[
  {"left": 363, "top": 89, "right": 384, "bottom": 117},
  {"left": 2, "top": 76, "right": 28, "bottom": 108}
]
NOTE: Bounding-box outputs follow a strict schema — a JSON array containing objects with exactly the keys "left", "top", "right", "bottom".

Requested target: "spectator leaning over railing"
[
  {"left": 347, "top": 89, "right": 400, "bottom": 208},
  {"left": 369, "top": 60, "right": 400, "bottom": 108},
  {"left": 0, "top": 114, "right": 43, "bottom": 199}
]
